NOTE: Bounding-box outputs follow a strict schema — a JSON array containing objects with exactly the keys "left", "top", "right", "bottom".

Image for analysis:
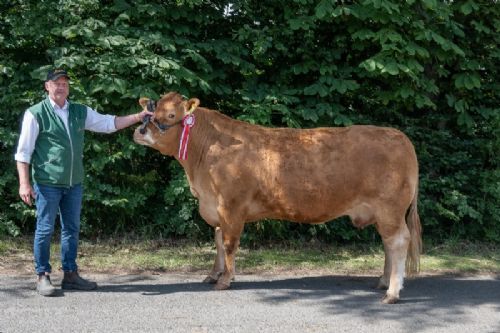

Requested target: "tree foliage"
[{"left": 1, "top": 0, "right": 498, "bottom": 243}]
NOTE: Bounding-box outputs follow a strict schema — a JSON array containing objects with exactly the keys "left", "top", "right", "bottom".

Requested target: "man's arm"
[
  {"left": 85, "top": 108, "right": 154, "bottom": 133},
  {"left": 114, "top": 112, "right": 144, "bottom": 131},
  {"left": 17, "top": 161, "right": 35, "bottom": 206},
  {"left": 15, "top": 111, "right": 38, "bottom": 206}
]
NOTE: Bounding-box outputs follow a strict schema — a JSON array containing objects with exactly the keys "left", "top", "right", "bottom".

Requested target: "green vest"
[{"left": 29, "top": 97, "right": 87, "bottom": 187}]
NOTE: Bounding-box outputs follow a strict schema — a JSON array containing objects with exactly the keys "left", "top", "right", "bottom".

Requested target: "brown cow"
[{"left": 133, "top": 92, "right": 422, "bottom": 304}]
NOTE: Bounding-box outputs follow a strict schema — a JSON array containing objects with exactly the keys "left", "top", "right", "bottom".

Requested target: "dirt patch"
[{"left": 0, "top": 250, "right": 34, "bottom": 275}]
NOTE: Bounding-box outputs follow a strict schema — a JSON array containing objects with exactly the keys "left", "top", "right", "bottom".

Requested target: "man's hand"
[
  {"left": 136, "top": 109, "right": 154, "bottom": 122},
  {"left": 19, "top": 183, "right": 35, "bottom": 206},
  {"left": 16, "top": 161, "right": 34, "bottom": 206},
  {"left": 115, "top": 110, "right": 154, "bottom": 130}
]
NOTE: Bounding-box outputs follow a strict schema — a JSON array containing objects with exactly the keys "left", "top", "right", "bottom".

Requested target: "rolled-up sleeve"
[
  {"left": 85, "top": 107, "right": 117, "bottom": 133},
  {"left": 15, "top": 111, "right": 39, "bottom": 164}
]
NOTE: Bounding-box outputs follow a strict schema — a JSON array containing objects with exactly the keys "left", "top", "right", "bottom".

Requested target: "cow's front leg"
[
  {"left": 214, "top": 223, "right": 244, "bottom": 290},
  {"left": 203, "top": 227, "right": 225, "bottom": 284}
]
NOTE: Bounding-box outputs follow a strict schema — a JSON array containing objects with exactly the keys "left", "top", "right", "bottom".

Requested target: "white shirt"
[{"left": 15, "top": 98, "right": 117, "bottom": 163}]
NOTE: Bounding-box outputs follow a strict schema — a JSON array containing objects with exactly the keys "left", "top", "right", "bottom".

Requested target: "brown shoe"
[
  {"left": 61, "top": 271, "right": 97, "bottom": 290},
  {"left": 36, "top": 275, "right": 56, "bottom": 296}
]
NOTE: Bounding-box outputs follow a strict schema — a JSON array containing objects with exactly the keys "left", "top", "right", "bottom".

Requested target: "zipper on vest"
[{"left": 66, "top": 118, "right": 74, "bottom": 186}]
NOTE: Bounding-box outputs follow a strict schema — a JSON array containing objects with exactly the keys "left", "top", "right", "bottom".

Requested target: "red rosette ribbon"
[{"left": 178, "top": 114, "right": 195, "bottom": 160}]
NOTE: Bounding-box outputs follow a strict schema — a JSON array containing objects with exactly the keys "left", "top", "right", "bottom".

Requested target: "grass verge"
[{"left": 0, "top": 237, "right": 498, "bottom": 276}]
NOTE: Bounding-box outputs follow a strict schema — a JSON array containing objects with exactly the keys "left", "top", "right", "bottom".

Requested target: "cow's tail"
[{"left": 405, "top": 183, "right": 422, "bottom": 277}]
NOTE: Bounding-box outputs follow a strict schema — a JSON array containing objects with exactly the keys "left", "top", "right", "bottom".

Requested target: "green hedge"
[{"left": 1, "top": 0, "right": 498, "bottom": 243}]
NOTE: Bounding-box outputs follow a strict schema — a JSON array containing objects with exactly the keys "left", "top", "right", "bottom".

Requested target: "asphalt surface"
[{"left": 0, "top": 273, "right": 499, "bottom": 333}]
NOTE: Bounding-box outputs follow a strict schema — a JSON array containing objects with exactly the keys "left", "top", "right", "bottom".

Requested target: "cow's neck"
[
  {"left": 176, "top": 108, "right": 218, "bottom": 178},
  {"left": 177, "top": 108, "right": 247, "bottom": 182}
]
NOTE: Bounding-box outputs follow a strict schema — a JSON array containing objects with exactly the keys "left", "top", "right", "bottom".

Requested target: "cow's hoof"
[
  {"left": 203, "top": 276, "right": 218, "bottom": 284},
  {"left": 203, "top": 272, "right": 223, "bottom": 284},
  {"left": 214, "top": 281, "right": 230, "bottom": 290},
  {"left": 376, "top": 281, "right": 389, "bottom": 290},
  {"left": 381, "top": 294, "right": 399, "bottom": 304},
  {"left": 376, "top": 276, "right": 389, "bottom": 289}
]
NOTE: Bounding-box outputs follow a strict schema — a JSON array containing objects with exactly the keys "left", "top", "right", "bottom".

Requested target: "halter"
[{"left": 139, "top": 99, "right": 179, "bottom": 134}]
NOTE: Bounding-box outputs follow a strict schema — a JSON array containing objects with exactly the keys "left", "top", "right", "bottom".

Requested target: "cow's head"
[{"left": 133, "top": 92, "right": 199, "bottom": 156}]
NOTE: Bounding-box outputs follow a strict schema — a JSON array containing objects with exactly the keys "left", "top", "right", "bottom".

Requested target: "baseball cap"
[{"left": 46, "top": 69, "right": 70, "bottom": 81}]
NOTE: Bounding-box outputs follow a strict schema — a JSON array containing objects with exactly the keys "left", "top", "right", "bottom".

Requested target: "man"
[{"left": 15, "top": 69, "right": 153, "bottom": 296}]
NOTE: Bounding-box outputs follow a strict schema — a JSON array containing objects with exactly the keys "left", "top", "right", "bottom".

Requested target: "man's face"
[{"left": 44, "top": 77, "right": 69, "bottom": 104}]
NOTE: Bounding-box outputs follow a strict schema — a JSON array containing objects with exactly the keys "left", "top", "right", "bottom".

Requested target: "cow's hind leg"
[
  {"left": 214, "top": 223, "right": 244, "bottom": 291},
  {"left": 203, "top": 227, "right": 225, "bottom": 284},
  {"left": 378, "top": 220, "right": 410, "bottom": 304},
  {"left": 376, "top": 248, "right": 391, "bottom": 290}
]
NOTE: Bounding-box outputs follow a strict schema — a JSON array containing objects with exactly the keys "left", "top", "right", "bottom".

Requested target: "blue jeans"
[{"left": 33, "top": 183, "right": 83, "bottom": 275}]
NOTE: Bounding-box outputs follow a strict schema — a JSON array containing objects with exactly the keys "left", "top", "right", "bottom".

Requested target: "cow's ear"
[
  {"left": 185, "top": 98, "right": 200, "bottom": 114},
  {"left": 139, "top": 97, "right": 149, "bottom": 108}
]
